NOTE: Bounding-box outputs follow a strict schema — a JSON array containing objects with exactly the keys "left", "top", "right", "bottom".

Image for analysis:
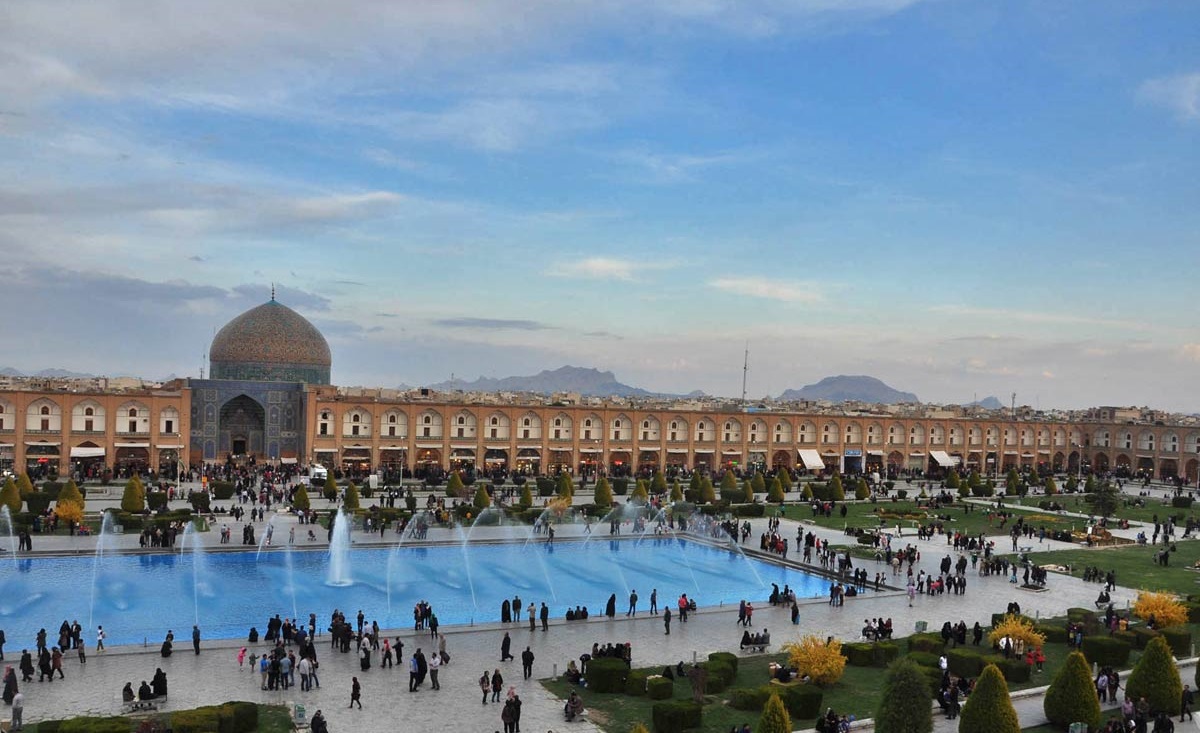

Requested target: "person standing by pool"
[
  {"left": 650, "top": 589, "right": 657, "bottom": 615},
  {"left": 192, "top": 625, "right": 201, "bottom": 654},
  {"left": 540, "top": 603, "right": 549, "bottom": 631},
  {"left": 663, "top": 607, "right": 672, "bottom": 635},
  {"left": 528, "top": 604, "right": 536, "bottom": 632},
  {"left": 627, "top": 589, "right": 638, "bottom": 617},
  {"left": 512, "top": 595, "right": 522, "bottom": 622}
]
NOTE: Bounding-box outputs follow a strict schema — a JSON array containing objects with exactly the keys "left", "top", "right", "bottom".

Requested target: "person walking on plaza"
[
  {"left": 501, "top": 631, "right": 514, "bottom": 661},
  {"left": 95, "top": 626, "right": 104, "bottom": 653},
  {"left": 663, "top": 607, "right": 672, "bottom": 635},
  {"left": 491, "top": 668, "right": 503, "bottom": 703},
  {"left": 192, "top": 625, "right": 201, "bottom": 655},
  {"left": 349, "top": 676, "right": 361, "bottom": 708},
  {"left": 1182, "top": 684, "right": 1195, "bottom": 722},
  {"left": 521, "top": 646, "right": 534, "bottom": 679},
  {"left": 480, "top": 670, "right": 491, "bottom": 704},
  {"left": 11, "top": 690, "right": 23, "bottom": 731},
  {"left": 408, "top": 653, "right": 420, "bottom": 692},
  {"left": 428, "top": 646, "right": 441, "bottom": 690}
]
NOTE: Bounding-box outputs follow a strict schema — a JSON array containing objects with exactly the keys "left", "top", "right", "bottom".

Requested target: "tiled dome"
[{"left": 209, "top": 299, "right": 332, "bottom": 384}]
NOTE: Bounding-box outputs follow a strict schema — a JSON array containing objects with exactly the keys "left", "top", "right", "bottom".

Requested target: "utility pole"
[
  {"left": 741, "top": 343, "right": 749, "bottom": 410},
  {"left": 1011, "top": 393, "right": 1017, "bottom": 420}
]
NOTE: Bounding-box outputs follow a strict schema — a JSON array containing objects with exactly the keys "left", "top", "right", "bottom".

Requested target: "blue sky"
[{"left": 1, "top": 0, "right": 1198, "bottom": 409}]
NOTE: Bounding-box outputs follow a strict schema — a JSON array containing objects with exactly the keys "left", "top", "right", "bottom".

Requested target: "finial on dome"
[{"left": 271, "top": 283, "right": 276, "bottom": 301}]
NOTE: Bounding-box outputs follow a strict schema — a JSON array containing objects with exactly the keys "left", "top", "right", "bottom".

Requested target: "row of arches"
[
  {"left": 310, "top": 406, "right": 1200, "bottom": 456},
  {"left": 0, "top": 398, "right": 179, "bottom": 435}
]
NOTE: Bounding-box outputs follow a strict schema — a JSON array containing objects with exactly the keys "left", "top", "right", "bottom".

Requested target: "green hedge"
[
  {"left": 908, "top": 632, "right": 945, "bottom": 653},
  {"left": 730, "top": 687, "right": 770, "bottom": 711},
  {"left": 41, "top": 481, "right": 63, "bottom": 499},
  {"left": 1037, "top": 624, "right": 1069, "bottom": 644},
  {"left": 625, "top": 669, "right": 650, "bottom": 696},
  {"left": 26, "top": 492, "right": 52, "bottom": 515},
  {"left": 1161, "top": 627, "right": 1192, "bottom": 658},
  {"left": 1187, "top": 604, "right": 1200, "bottom": 624},
  {"left": 771, "top": 681, "right": 824, "bottom": 719},
  {"left": 702, "top": 659, "right": 735, "bottom": 693},
  {"left": 647, "top": 676, "right": 674, "bottom": 700},
  {"left": 1172, "top": 496, "right": 1193, "bottom": 508},
  {"left": 708, "top": 651, "right": 738, "bottom": 672},
  {"left": 587, "top": 657, "right": 629, "bottom": 693},
  {"left": 146, "top": 491, "right": 169, "bottom": 511},
  {"left": 908, "top": 651, "right": 941, "bottom": 668},
  {"left": 1081, "top": 636, "right": 1132, "bottom": 667},
  {"left": 172, "top": 709, "right": 221, "bottom": 733},
  {"left": 1132, "top": 627, "right": 1161, "bottom": 650},
  {"left": 1113, "top": 630, "right": 1138, "bottom": 648},
  {"left": 651, "top": 700, "right": 702, "bottom": 733},
  {"left": 842, "top": 642, "right": 900, "bottom": 667},
  {"left": 731, "top": 503, "right": 765, "bottom": 518},
  {"left": 947, "top": 648, "right": 985, "bottom": 677},
  {"left": 210, "top": 481, "right": 236, "bottom": 500},
  {"left": 58, "top": 717, "right": 131, "bottom": 733},
  {"left": 1066, "top": 608, "right": 1097, "bottom": 624},
  {"left": 994, "top": 657, "right": 1031, "bottom": 684}
]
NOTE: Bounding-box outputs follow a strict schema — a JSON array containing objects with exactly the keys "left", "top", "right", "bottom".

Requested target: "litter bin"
[
  {"left": 915, "top": 621, "right": 928, "bottom": 633},
  {"left": 1068, "top": 723, "right": 1086, "bottom": 733}
]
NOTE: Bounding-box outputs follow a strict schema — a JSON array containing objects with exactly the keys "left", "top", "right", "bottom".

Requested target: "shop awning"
[
  {"left": 450, "top": 445, "right": 475, "bottom": 451},
  {"left": 70, "top": 446, "right": 106, "bottom": 458},
  {"left": 380, "top": 446, "right": 406, "bottom": 451},
  {"left": 908, "top": 452, "right": 926, "bottom": 456},
  {"left": 25, "top": 441, "right": 61, "bottom": 446},
  {"left": 797, "top": 449, "right": 825, "bottom": 470},
  {"left": 314, "top": 448, "right": 337, "bottom": 453},
  {"left": 1004, "top": 451, "right": 1018, "bottom": 456},
  {"left": 929, "top": 450, "right": 960, "bottom": 468},
  {"left": 415, "top": 443, "right": 441, "bottom": 449},
  {"left": 867, "top": 450, "right": 884, "bottom": 457},
  {"left": 579, "top": 448, "right": 601, "bottom": 453},
  {"left": 484, "top": 445, "right": 508, "bottom": 451},
  {"left": 280, "top": 457, "right": 297, "bottom": 464},
  {"left": 667, "top": 449, "right": 688, "bottom": 454},
  {"left": 722, "top": 449, "right": 741, "bottom": 455},
  {"left": 517, "top": 445, "right": 542, "bottom": 451},
  {"left": 115, "top": 442, "right": 150, "bottom": 448},
  {"left": 1021, "top": 453, "right": 1034, "bottom": 458},
  {"left": 156, "top": 444, "right": 185, "bottom": 449},
  {"left": 638, "top": 446, "right": 660, "bottom": 451}
]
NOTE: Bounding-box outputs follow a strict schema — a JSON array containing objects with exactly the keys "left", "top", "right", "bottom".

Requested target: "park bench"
[
  {"left": 740, "top": 640, "right": 771, "bottom": 653},
  {"left": 1018, "top": 545, "right": 1033, "bottom": 553},
  {"left": 121, "top": 694, "right": 167, "bottom": 713}
]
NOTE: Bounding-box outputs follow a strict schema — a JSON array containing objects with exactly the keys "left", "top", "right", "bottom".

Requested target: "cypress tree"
[
  {"left": 742, "top": 479, "right": 754, "bottom": 503},
  {"left": 445, "top": 471, "right": 465, "bottom": 498},
  {"left": 0, "top": 477, "right": 20, "bottom": 514},
  {"left": 594, "top": 476, "right": 613, "bottom": 508},
  {"left": 875, "top": 658, "right": 933, "bottom": 733},
  {"left": 651, "top": 471, "right": 668, "bottom": 496},
  {"left": 1005, "top": 468, "right": 1020, "bottom": 496},
  {"left": 855, "top": 477, "right": 870, "bottom": 500},
  {"left": 830, "top": 473, "right": 845, "bottom": 501},
  {"left": 1043, "top": 651, "right": 1100, "bottom": 730},
  {"left": 556, "top": 472, "right": 574, "bottom": 498},
  {"left": 945, "top": 469, "right": 961, "bottom": 489},
  {"left": 631, "top": 479, "right": 649, "bottom": 505},
  {"left": 519, "top": 484, "right": 533, "bottom": 510},
  {"left": 323, "top": 472, "right": 339, "bottom": 501},
  {"left": 700, "top": 476, "right": 716, "bottom": 504},
  {"left": 473, "top": 483, "right": 491, "bottom": 510},
  {"left": 1044, "top": 476, "right": 1057, "bottom": 495},
  {"left": 958, "top": 664, "right": 1019, "bottom": 733},
  {"left": 669, "top": 481, "right": 683, "bottom": 503},
  {"left": 121, "top": 476, "right": 144, "bottom": 513},
  {"left": 767, "top": 477, "right": 785, "bottom": 503},
  {"left": 344, "top": 482, "right": 361, "bottom": 510},
  {"left": 687, "top": 472, "right": 701, "bottom": 502},
  {"left": 15, "top": 473, "right": 34, "bottom": 498},
  {"left": 757, "top": 691, "right": 792, "bottom": 733},
  {"left": 58, "top": 479, "right": 85, "bottom": 511},
  {"left": 1126, "top": 636, "right": 1182, "bottom": 714},
  {"left": 751, "top": 471, "right": 766, "bottom": 494},
  {"left": 292, "top": 484, "right": 311, "bottom": 512},
  {"left": 777, "top": 466, "right": 793, "bottom": 491}
]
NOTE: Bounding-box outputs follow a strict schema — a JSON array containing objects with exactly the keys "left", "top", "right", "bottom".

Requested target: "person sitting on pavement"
[
  {"left": 564, "top": 690, "right": 585, "bottom": 721},
  {"left": 138, "top": 681, "right": 154, "bottom": 701},
  {"left": 122, "top": 682, "right": 135, "bottom": 703}
]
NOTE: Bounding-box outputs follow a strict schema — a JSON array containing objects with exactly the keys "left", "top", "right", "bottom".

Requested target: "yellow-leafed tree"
[
  {"left": 782, "top": 635, "right": 846, "bottom": 686},
  {"left": 987, "top": 614, "right": 1046, "bottom": 650},
  {"left": 1133, "top": 591, "right": 1188, "bottom": 629}
]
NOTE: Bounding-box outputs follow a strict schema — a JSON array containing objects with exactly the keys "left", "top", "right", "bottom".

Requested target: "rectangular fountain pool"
[{"left": 0, "top": 537, "right": 848, "bottom": 646}]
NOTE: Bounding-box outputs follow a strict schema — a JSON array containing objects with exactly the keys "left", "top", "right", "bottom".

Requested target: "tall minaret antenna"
[
  {"left": 271, "top": 282, "right": 276, "bottom": 301},
  {"left": 741, "top": 342, "right": 749, "bottom": 409}
]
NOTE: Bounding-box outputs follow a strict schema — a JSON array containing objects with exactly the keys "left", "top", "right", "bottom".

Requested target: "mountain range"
[
  {"left": 427, "top": 366, "right": 705, "bottom": 398},
  {"left": 0, "top": 366, "right": 100, "bottom": 379},
  {"left": 778, "top": 375, "right": 919, "bottom": 404},
  {"left": 965, "top": 396, "right": 1004, "bottom": 410}
]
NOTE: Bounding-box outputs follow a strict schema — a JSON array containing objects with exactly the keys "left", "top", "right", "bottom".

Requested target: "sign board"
[{"left": 845, "top": 449, "right": 863, "bottom": 457}]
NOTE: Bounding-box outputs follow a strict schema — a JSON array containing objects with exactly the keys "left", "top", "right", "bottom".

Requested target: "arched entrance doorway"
[
  {"left": 1187, "top": 458, "right": 1199, "bottom": 485},
  {"left": 637, "top": 450, "right": 660, "bottom": 476},
  {"left": 548, "top": 450, "right": 572, "bottom": 475},
  {"left": 608, "top": 451, "right": 631, "bottom": 477},
  {"left": 1093, "top": 453, "right": 1110, "bottom": 473},
  {"left": 220, "top": 395, "right": 266, "bottom": 459},
  {"left": 415, "top": 448, "right": 442, "bottom": 477},
  {"left": 772, "top": 450, "right": 792, "bottom": 471},
  {"left": 484, "top": 448, "right": 509, "bottom": 476},
  {"left": 516, "top": 449, "right": 540, "bottom": 475},
  {"left": 70, "top": 441, "right": 106, "bottom": 480},
  {"left": 1159, "top": 459, "right": 1178, "bottom": 480}
]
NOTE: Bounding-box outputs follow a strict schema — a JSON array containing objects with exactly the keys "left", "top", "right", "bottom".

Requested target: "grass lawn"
[
  {"left": 1004, "top": 541, "right": 1200, "bottom": 596},
  {"left": 777, "top": 499, "right": 1077, "bottom": 539}
]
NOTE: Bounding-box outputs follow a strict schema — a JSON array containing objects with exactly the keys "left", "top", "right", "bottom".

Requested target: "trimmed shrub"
[
  {"left": 25, "top": 492, "right": 52, "bottom": 515},
  {"left": 907, "top": 651, "right": 940, "bottom": 668},
  {"left": 708, "top": 651, "right": 738, "bottom": 672},
  {"left": 1161, "top": 626, "right": 1192, "bottom": 658},
  {"left": 646, "top": 676, "right": 673, "bottom": 700},
  {"left": 907, "top": 633, "right": 945, "bottom": 653},
  {"left": 612, "top": 478, "right": 629, "bottom": 496},
  {"left": 1081, "top": 635, "right": 1132, "bottom": 667},
  {"left": 586, "top": 657, "right": 629, "bottom": 693},
  {"left": 1113, "top": 630, "right": 1137, "bottom": 648},
  {"left": 1036, "top": 624, "right": 1068, "bottom": 644},
  {"left": 189, "top": 491, "right": 211, "bottom": 512},
  {"left": 1126, "top": 636, "right": 1183, "bottom": 715},
  {"left": 146, "top": 491, "right": 169, "bottom": 511},
  {"left": 946, "top": 648, "right": 985, "bottom": 677},
  {"left": 959, "top": 664, "right": 1019, "bottom": 733},
  {"left": 172, "top": 709, "right": 222, "bottom": 733},
  {"left": 210, "top": 481, "right": 235, "bottom": 500},
  {"left": 1044, "top": 651, "right": 1101, "bottom": 731},
  {"left": 1172, "top": 496, "right": 1193, "bottom": 508},
  {"left": 1131, "top": 626, "right": 1161, "bottom": 650},
  {"left": 994, "top": 657, "right": 1031, "bottom": 684},
  {"left": 873, "top": 643, "right": 901, "bottom": 667},
  {"left": 702, "top": 659, "right": 735, "bottom": 692},
  {"left": 730, "top": 687, "right": 770, "bottom": 711},
  {"left": 41, "top": 481, "right": 63, "bottom": 498},
  {"left": 1066, "top": 608, "right": 1097, "bottom": 623},
  {"left": 841, "top": 642, "right": 876, "bottom": 667},
  {"left": 651, "top": 700, "right": 702, "bottom": 733},
  {"left": 0, "top": 478, "right": 19, "bottom": 514},
  {"left": 625, "top": 669, "right": 650, "bottom": 696},
  {"left": 731, "top": 503, "right": 765, "bottom": 518},
  {"left": 58, "top": 717, "right": 132, "bottom": 733},
  {"left": 227, "top": 700, "right": 257, "bottom": 732},
  {"left": 875, "top": 658, "right": 932, "bottom": 733},
  {"left": 772, "top": 682, "right": 823, "bottom": 719}
]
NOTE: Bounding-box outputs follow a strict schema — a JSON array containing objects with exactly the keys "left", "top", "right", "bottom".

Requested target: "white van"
[{"left": 309, "top": 465, "right": 328, "bottom": 486}]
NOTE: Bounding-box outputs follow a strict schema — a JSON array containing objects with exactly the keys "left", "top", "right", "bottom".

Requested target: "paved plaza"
[{"left": 0, "top": 481, "right": 1180, "bottom": 731}]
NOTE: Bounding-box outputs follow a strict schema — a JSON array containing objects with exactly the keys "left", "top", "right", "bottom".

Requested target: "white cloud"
[
  {"left": 1181, "top": 344, "right": 1200, "bottom": 362},
  {"left": 708, "top": 277, "right": 823, "bottom": 303},
  {"left": 547, "top": 257, "right": 644, "bottom": 281},
  {"left": 613, "top": 147, "right": 762, "bottom": 183},
  {"left": 1139, "top": 72, "right": 1200, "bottom": 121}
]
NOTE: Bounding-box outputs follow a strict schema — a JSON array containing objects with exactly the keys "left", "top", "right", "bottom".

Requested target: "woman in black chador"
[{"left": 605, "top": 594, "right": 617, "bottom": 618}]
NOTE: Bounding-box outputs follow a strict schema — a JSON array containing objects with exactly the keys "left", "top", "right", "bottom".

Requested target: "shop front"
[
  {"left": 515, "top": 448, "right": 541, "bottom": 475},
  {"left": 843, "top": 449, "right": 863, "bottom": 475}
]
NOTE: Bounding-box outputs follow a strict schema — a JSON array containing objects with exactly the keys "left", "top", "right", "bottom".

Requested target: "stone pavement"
[{"left": 0, "top": 482, "right": 1174, "bottom": 731}]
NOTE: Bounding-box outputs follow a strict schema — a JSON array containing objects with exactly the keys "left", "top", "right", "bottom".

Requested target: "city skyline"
[{"left": 1, "top": 1, "right": 1198, "bottom": 410}]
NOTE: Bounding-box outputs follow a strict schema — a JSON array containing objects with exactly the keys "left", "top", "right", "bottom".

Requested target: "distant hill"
[
  {"left": 779, "top": 375, "right": 918, "bottom": 404},
  {"left": 0, "top": 366, "right": 99, "bottom": 379},
  {"left": 429, "top": 365, "right": 704, "bottom": 398},
  {"left": 965, "top": 396, "right": 1004, "bottom": 410}
]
